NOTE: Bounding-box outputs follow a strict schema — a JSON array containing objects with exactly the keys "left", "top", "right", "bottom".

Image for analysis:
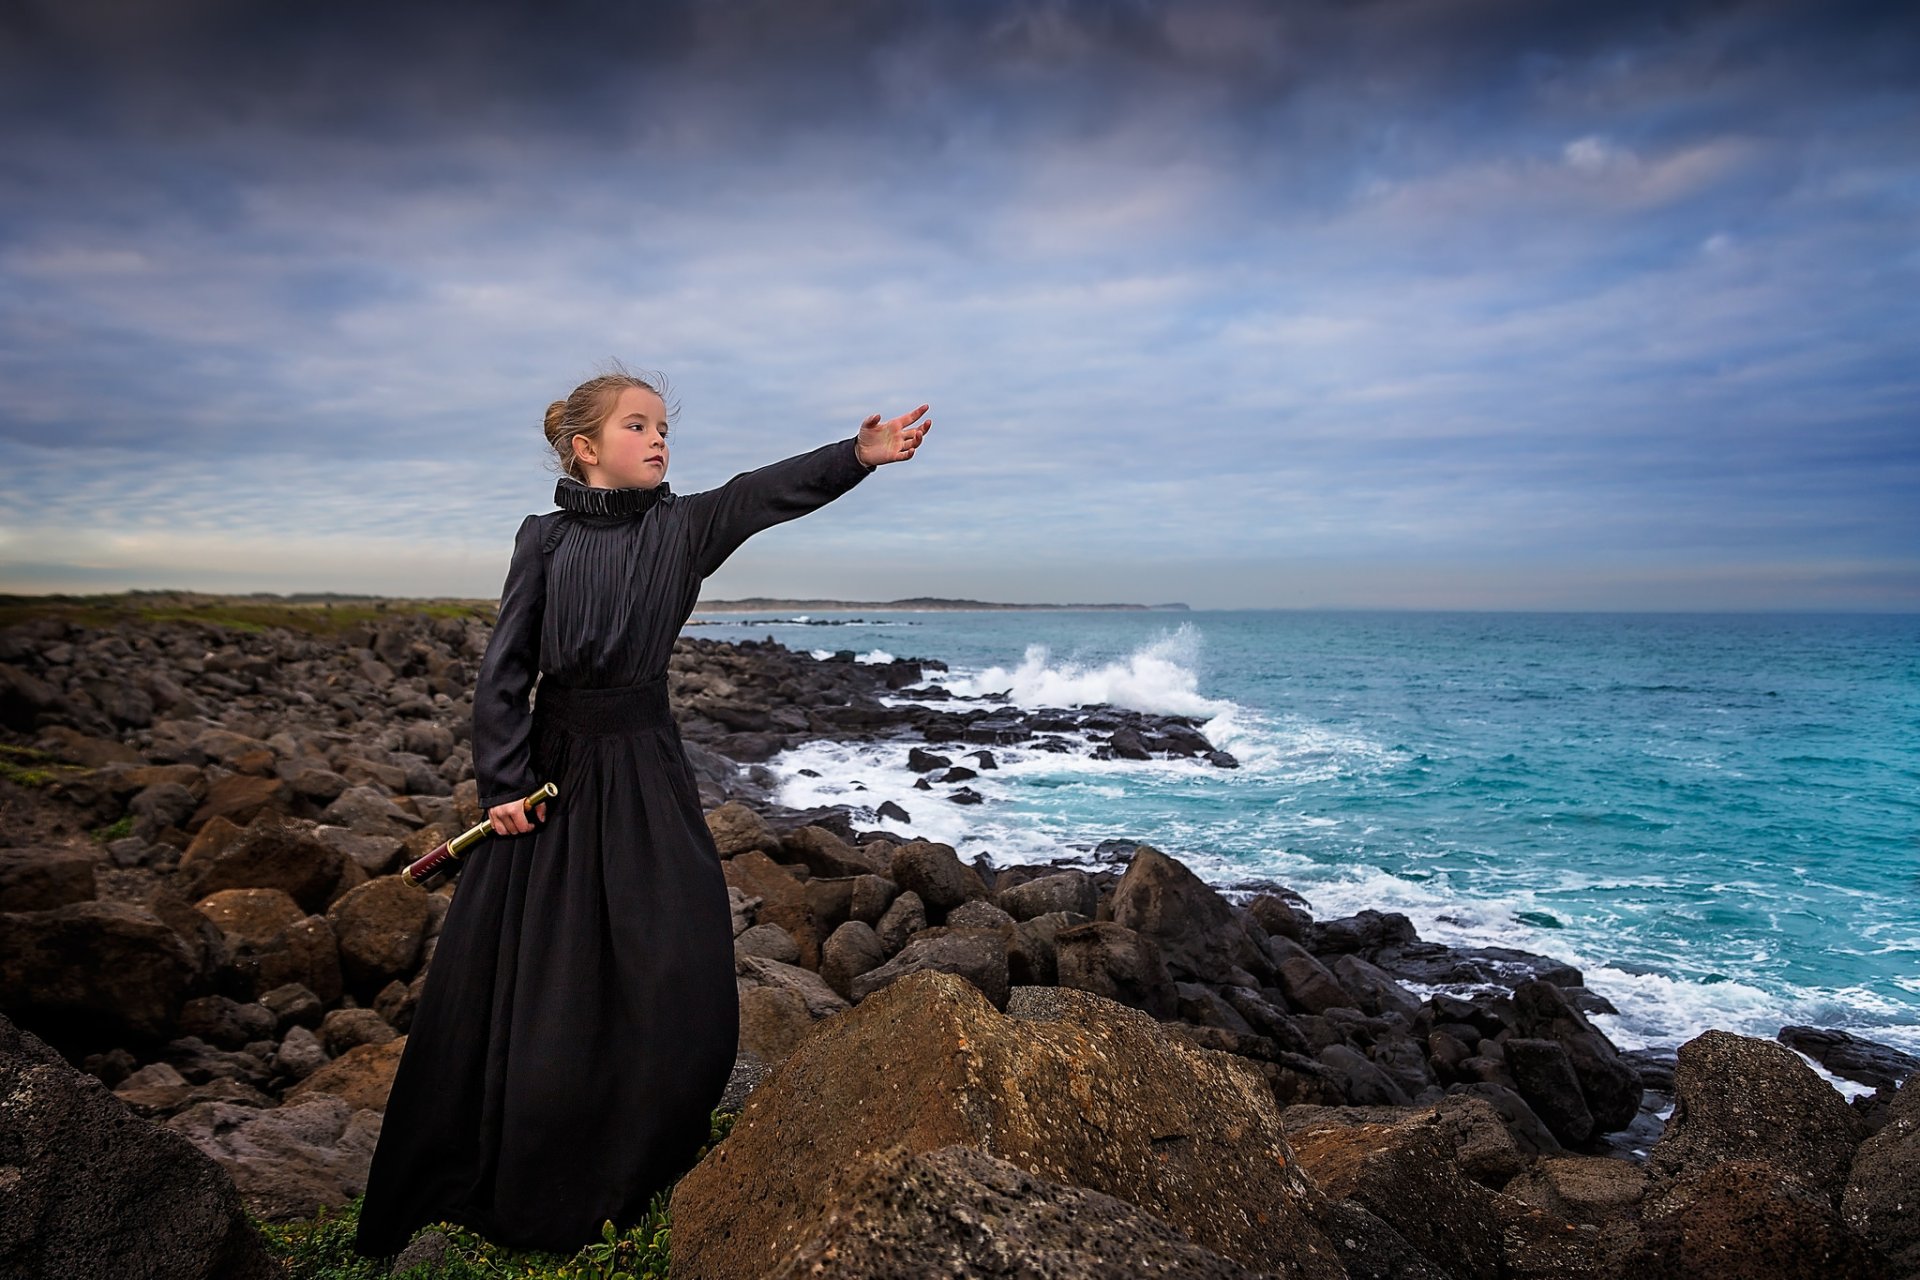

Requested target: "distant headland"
[{"left": 690, "top": 596, "right": 1189, "bottom": 613}]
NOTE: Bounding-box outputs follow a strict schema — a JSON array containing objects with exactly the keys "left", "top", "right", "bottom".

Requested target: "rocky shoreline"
[{"left": 0, "top": 602, "right": 1915, "bottom": 1277}]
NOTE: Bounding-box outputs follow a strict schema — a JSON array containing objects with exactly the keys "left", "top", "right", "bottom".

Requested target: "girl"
[{"left": 354, "top": 369, "right": 931, "bottom": 1257}]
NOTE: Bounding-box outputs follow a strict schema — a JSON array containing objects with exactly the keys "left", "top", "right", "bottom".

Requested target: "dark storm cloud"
[{"left": 1, "top": 1, "right": 1915, "bottom": 605}]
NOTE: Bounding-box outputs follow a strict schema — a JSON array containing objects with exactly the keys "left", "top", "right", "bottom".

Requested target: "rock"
[
  {"left": 702, "top": 802, "right": 775, "bottom": 859},
  {"left": 285, "top": 1037, "right": 407, "bottom": 1113},
  {"left": 0, "top": 845, "right": 97, "bottom": 912},
  {"left": 1329, "top": 953, "right": 1422, "bottom": 1020},
  {"left": 1626, "top": 1158, "right": 1886, "bottom": 1279},
  {"left": 873, "top": 888, "right": 927, "bottom": 954},
  {"left": 887, "top": 839, "right": 988, "bottom": 915},
  {"left": 0, "top": 1011, "right": 278, "bottom": 1278},
  {"left": 318, "top": 1007, "right": 398, "bottom": 1057},
  {"left": 1445, "top": 1081, "right": 1565, "bottom": 1158},
  {"left": 735, "top": 922, "right": 802, "bottom": 963},
  {"left": 193, "top": 887, "right": 306, "bottom": 950},
  {"left": 1284, "top": 1102, "right": 1505, "bottom": 1280},
  {"left": 177, "top": 996, "right": 280, "bottom": 1051},
  {"left": 1054, "top": 920, "right": 1180, "bottom": 1020},
  {"left": 723, "top": 852, "right": 821, "bottom": 970},
  {"left": 179, "top": 811, "right": 350, "bottom": 912},
  {"left": 315, "top": 825, "right": 406, "bottom": 877},
  {"left": 1512, "top": 978, "right": 1642, "bottom": 1133},
  {"left": 273, "top": 1025, "right": 329, "bottom": 1081},
  {"left": 1271, "top": 937, "right": 1356, "bottom": 1016},
  {"left": 668, "top": 970, "right": 1343, "bottom": 1280},
  {"left": 324, "top": 875, "right": 429, "bottom": 995},
  {"left": 1648, "top": 1029, "right": 1864, "bottom": 1209},
  {"left": 736, "top": 954, "right": 851, "bottom": 1021},
  {"left": 1318, "top": 1044, "right": 1412, "bottom": 1107},
  {"left": 819, "top": 920, "right": 887, "bottom": 1000},
  {"left": 1305, "top": 909, "right": 1418, "bottom": 956},
  {"left": 781, "top": 824, "right": 889, "bottom": 878},
  {"left": 1504, "top": 1154, "right": 1646, "bottom": 1227},
  {"left": 1780, "top": 1025, "right": 1920, "bottom": 1094},
  {"left": 181, "top": 774, "right": 286, "bottom": 834},
  {"left": 317, "top": 784, "right": 423, "bottom": 833},
  {"left": 1842, "top": 1071, "right": 1920, "bottom": 1274},
  {"left": 0, "top": 900, "right": 201, "bottom": 1049},
  {"left": 995, "top": 869, "right": 1098, "bottom": 921},
  {"left": 849, "top": 925, "right": 1011, "bottom": 1010},
  {"left": 166, "top": 1093, "right": 383, "bottom": 1223},
  {"left": 1505, "top": 1037, "right": 1596, "bottom": 1146},
  {"left": 1108, "top": 844, "right": 1272, "bottom": 984},
  {"left": 1006, "top": 910, "right": 1088, "bottom": 987},
  {"left": 1283, "top": 1095, "right": 1525, "bottom": 1190},
  {"left": 252, "top": 915, "right": 344, "bottom": 1005},
  {"left": 770, "top": 1143, "right": 1279, "bottom": 1280},
  {"left": 944, "top": 898, "right": 1015, "bottom": 931}
]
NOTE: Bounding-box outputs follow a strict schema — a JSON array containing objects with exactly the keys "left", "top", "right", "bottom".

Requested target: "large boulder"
[
  {"left": 0, "top": 1011, "right": 277, "bottom": 1278},
  {"left": 1625, "top": 1159, "right": 1887, "bottom": 1279},
  {"left": 192, "top": 888, "right": 305, "bottom": 950},
  {"left": 1053, "top": 920, "right": 1179, "bottom": 1019},
  {"left": 722, "top": 852, "right": 820, "bottom": 970},
  {"left": 1108, "top": 844, "right": 1272, "bottom": 984},
  {"left": 703, "top": 801, "right": 777, "bottom": 858},
  {"left": 1511, "top": 978, "right": 1642, "bottom": 1132},
  {"left": 166, "top": 1093, "right": 383, "bottom": 1223},
  {"left": 848, "top": 925, "right": 1010, "bottom": 1009},
  {"left": 1843, "top": 1071, "right": 1920, "bottom": 1275},
  {"left": 0, "top": 900, "right": 201, "bottom": 1049},
  {"left": 1281, "top": 1099, "right": 1505, "bottom": 1280},
  {"left": 770, "top": 1143, "right": 1277, "bottom": 1279},
  {"left": 284, "top": 1037, "right": 407, "bottom": 1113},
  {"left": 323, "top": 875, "right": 430, "bottom": 994},
  {"left": 0, "top": 845, "right": 97, "bottom": 912},
  {"left": 179, "top": 811, "right": 349, "bottom": 912},
  {"left": 668, "top": 970, "right": 1344, "bottom": 1280},
  {"left": 887, "top": 839, "right": 989, "bottom": 915},
  {"left": 1648, "top": 1030, "right": 1864, "bottom": 1208}
]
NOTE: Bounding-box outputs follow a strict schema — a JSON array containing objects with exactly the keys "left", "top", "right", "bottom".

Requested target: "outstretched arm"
[
  {"left": 472, "top": 514, "right": 546, "bottom": 813},
  {"left": 682, "top": 404, "right": 931, "bottom": 579}
]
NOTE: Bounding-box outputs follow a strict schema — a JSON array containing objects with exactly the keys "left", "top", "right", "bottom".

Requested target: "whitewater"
[{"left": 691, "top": 608, "right": 1920, "bottom": 1072}]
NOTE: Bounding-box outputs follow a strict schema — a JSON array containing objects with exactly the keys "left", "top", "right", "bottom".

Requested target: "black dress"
[{"left": 353, "top": 436, "right": 876, "bottom": 1257}]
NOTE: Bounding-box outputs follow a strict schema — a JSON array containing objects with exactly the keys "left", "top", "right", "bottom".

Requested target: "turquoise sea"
[{"left": 685, "top": 609, "right": 1920, "bottom": 1074}]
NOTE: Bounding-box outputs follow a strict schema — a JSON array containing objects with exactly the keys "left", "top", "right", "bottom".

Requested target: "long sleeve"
[
  {"left": 472, "top": 513, "right": 546, "bottom": 810},
  {"left": 681, "top": 436, "right": 876, "bottom": 580}
]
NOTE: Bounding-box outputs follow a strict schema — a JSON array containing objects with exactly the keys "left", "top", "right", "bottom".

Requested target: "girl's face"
[{"left": 576, "top": 385, "right": 670, "bottom": 489}]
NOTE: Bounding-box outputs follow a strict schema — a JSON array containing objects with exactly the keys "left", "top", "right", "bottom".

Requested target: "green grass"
[
  {"left": 0, "top": 742, "right": 90, "bottom": 788},
  {"left": 251, "top": 1110, "right": 737, "bottom": 1279},
  {"left": 0, "top": 592, "right": 495, "bottom": 637}
]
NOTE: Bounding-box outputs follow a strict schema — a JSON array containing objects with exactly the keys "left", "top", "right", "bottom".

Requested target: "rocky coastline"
[{"left": 0, "top": 600, "right": 1915, "bottom": 1277}]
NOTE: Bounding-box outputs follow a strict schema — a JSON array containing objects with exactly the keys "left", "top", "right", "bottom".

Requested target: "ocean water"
[{"left": 684, "top": 609, "right": 1920, "bottom": 1068}]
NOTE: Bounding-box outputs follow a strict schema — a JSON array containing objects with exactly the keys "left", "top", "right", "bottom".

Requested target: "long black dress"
[{"left": 353, "top": 436, "right": 875, "bottom": 1257}]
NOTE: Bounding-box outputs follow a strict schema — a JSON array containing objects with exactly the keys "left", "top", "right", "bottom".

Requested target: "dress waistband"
[{"left": 533, "top": 675, "right": 674, "bottom": 735}]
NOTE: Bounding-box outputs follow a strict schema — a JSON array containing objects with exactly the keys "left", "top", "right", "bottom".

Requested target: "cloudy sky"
[{"left": 2, "top": 0, "right": 1915, "bottom": 609}]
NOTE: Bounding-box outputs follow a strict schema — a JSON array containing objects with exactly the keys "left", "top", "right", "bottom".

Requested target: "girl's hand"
[
  {"left": 856, "top": 403, "right": 932, "bottom": 467},
  {"left": 488, "top": 800, "right": 547, "bottom": 835}
]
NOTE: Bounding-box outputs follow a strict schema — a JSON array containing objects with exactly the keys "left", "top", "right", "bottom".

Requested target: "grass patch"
[
  {"left": 92, "top": 813, "right": 136, "bottom": 842},
  {"left": 252, "top": 1110, "right": 737, "bottom": 1279},
  {"left": 0, "top": 592, "right": 495, "bottom": 638}
]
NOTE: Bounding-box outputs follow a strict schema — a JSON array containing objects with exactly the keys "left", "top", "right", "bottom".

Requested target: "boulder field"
[{"left": 1, "top": 606, "right": 1914, "bottom": 1276}]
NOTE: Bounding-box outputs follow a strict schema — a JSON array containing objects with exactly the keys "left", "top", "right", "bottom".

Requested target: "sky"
[{"left": 1, "top": 0, "right": 1915, "bottom": 610}]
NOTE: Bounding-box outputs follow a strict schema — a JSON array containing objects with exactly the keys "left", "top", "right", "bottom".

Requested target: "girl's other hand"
[
  {"left": 856, "top": 403, "right": 932, "bottom": 467},
  {"left": 488, "top": 800, "right": 547, "bottom": 835}
]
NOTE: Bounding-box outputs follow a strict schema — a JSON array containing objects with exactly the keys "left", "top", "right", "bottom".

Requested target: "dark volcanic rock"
[
  {"left": 1780, "top": 1024, "right": 1920, "bottom": 1094},
  {"left": 1842, "top": 1070, "right": 1920, "bottom": 1273},
  {"left": 770, "top": 1143, "right": 1279, "bottom": 1280},
  {"left": 0, "top": 1011, "right": 278, "bottom": 1279},
  {"left": 1648, "top": 1029, "right": 1865, "bottom": 1209},
  {"left": 1512, "top": 978, "right": 1643, "bottom": 1133},
  {"left": 0, "top": 899, "right": 202, "bottom": 1049}
]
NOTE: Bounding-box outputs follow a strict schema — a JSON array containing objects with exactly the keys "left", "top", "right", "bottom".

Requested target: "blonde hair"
[{"left": 542, "top": 361, "right": 679, "bottom": 481}]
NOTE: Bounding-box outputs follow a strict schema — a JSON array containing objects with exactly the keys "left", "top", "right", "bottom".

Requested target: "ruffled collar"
[{"left": 553, "top": 474, "right": 672, "bottom": 518}]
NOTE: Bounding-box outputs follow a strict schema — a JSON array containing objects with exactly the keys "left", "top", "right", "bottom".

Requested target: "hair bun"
[{"left": 543, "top": 399, "right": 568, "bottom": 439}]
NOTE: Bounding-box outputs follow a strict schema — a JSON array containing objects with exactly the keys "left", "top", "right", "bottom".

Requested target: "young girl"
[{"left": 353, "top": 369, "right": 932, "bottom": 1257}]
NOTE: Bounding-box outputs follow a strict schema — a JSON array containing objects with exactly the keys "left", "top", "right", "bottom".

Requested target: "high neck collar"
[{"left": 553, "top": 474, "right": 672, "bottom": 518}]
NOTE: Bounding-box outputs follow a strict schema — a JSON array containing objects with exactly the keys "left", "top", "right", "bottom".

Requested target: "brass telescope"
[{"left": 401, "top": 782, "right": 559, "bottom": 887}]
